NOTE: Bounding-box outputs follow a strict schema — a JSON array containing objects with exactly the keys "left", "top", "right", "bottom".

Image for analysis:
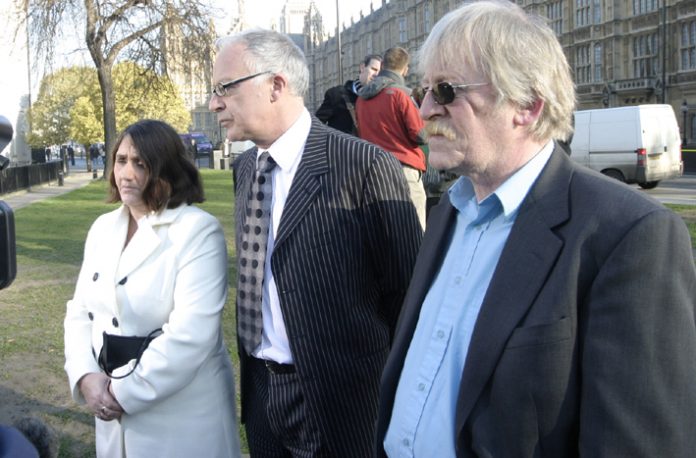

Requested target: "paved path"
[{"left": 0, "top": 170, "right": 97, "bottom": 210}]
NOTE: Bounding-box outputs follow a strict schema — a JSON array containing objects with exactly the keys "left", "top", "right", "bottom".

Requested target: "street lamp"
[{"left": 681, "top": 100, "right": 688, "bottom": 147}]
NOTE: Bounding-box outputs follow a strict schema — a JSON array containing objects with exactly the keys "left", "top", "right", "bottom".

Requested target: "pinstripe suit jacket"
[{"left": 233, "top": 117, "right": 422, "bottom": 456}]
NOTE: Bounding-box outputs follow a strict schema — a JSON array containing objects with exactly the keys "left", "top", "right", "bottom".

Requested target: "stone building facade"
[{"left": 306, "top": 0, "right": 696, "bottom": 143}]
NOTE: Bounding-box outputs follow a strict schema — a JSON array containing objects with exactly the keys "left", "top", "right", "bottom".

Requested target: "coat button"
[
  {"left": 88, "top": 312, "right": 94, "bottom": 321},
  {"left": 112, "top": 317, "right": 119, "bottom": 327},
  {"left": 92, "top": 272, "right": 99, "bottom": 281},
  {"left": 118, "top": 277, "right": 128, "bottom": 285},
  {"left": 92, "top": 347, "right": 96, "bottom": 358}
]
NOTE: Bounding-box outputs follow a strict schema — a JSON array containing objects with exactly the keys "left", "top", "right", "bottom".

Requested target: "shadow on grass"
[{"left": 0, "top": 385, "right": 94, "bottom": 457}]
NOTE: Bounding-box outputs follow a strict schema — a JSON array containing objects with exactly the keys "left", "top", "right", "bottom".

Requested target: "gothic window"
[
  {"left": 547, "top": 1, "right": 563, "bottom": 35},
  {"left": 576, "top": 0, "right": 590, "bottom": 27},
  {"left": 633, "top": 0, "right": 657, "bottom": 15},
  {"left": 575, "top": 45, "right": 591, "bottom": 83},
  {"left": 632, "top": 33, "right": 659, "bottom": 77},
  {"left": 681, "top": 21, "right": 696, "bottom": 70}
]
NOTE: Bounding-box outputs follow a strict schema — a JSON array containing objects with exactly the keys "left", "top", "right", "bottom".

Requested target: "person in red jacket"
[{"left": 356, "top": 47, "right": 427, "bottom": 229}]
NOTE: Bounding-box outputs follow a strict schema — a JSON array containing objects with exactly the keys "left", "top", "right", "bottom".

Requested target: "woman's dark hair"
[{"left": 107, "top": 119, "right": 205, "bottom": 211}]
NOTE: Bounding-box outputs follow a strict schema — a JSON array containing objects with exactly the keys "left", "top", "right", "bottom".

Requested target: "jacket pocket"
[{"left": 506, "top": 317, "right": 571, "bottom": 349}]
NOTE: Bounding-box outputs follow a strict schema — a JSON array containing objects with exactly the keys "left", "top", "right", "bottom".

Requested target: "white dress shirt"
[{"left": 251, "top": 108, "right": 311, "bottom": 364}]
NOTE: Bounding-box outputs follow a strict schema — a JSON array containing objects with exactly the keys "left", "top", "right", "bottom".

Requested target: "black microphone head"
[{"left": 0, "top": 115, "right": 13, "bottom": 155}]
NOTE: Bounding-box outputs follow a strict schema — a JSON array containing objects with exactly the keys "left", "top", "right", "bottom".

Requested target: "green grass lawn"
[{"left": 0, "top": 171, "right": 694, "bottom": 456}]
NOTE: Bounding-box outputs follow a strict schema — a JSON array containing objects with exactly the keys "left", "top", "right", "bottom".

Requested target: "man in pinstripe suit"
[{"left": 209, "top": 30, "right": 422, "bottom": 457}]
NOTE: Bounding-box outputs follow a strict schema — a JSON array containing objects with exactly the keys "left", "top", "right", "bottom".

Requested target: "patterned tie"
[{"left": 237, "top": 151, "right": 276, "bottom": 355}]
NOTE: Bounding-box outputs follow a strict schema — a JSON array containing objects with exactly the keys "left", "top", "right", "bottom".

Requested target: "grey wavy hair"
[
  {"left": 418, "top": 0, "right": 576, "bottom": 142},
  {"left": 216, "top": 29, "right": 309, "bottom": 98}
]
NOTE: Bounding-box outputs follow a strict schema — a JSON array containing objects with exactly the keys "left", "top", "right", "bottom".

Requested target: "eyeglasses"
[
  {"left": 412, "top": 82, "right": 488, "bottom": 106},
  {"left": 212, "top": 71, "right": 272, "bottom": 97}
]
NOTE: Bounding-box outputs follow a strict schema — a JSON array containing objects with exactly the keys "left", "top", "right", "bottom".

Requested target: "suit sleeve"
[
  {"left": 362, "top": 151, "right": 423, "bottom": 336},
  {"left": 579, "top": 209, "right": 696, "bottom": 456}
]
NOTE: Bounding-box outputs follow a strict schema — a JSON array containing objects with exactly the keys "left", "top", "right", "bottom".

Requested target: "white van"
[{"left": 569, "top": 104, "right": 683, "bottom": 189}]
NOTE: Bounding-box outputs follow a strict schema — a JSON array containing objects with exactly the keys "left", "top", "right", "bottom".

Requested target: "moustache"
[{"left": 424, "top": 121, "right": 457, "bottom": 141}]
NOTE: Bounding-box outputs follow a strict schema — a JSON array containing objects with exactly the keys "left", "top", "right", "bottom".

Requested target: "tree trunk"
[{"left": 96, "top": 66, "right": 116, "bottom": 175}]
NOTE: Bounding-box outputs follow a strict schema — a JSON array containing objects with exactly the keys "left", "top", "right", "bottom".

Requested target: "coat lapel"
[
  {"left": 114, "top": 207, "right": 184, "bottom": 282},
  {"left": 273, "top": 118, "right": 329, "bottom": 250},
  {"left": 454, "top": 148, "right": 573, "bottom": 431}
]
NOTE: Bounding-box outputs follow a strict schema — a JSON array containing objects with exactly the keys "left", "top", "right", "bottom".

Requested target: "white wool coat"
[{"left": 64, "top": 204, "right": 241, "bottom": 457}]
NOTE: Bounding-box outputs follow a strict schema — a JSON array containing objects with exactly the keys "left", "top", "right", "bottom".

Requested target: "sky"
[
  {"left": 232, "top": 0, "right": 381, "bottom": 34},
  {"left": 0, "top": 0, "right": 381, "bottom": 148}
]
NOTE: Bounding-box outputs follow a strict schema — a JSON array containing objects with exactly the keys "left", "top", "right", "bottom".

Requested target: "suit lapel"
[
  {"left": 454, "top": 148, "right": 573, "bottom": 431},
  {"left": 273, "top": 118, "right": 329, "bottom": 250}
]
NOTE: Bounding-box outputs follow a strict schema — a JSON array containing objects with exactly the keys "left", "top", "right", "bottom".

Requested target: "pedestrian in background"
[
  {"left": 64, "top": 119, "right": 241, "bottom": 457},
  {"left": 356, "top": 47, "right": 428, "bottom": 229},
  {"left": 315, "top": 54, "right": 382, "bottom": 135},
  {"left": 210, "top": 29, "right": 421, "bottom": 457},
  {"left": 376, "top": 1, "right": 696, "bottom": 456}
]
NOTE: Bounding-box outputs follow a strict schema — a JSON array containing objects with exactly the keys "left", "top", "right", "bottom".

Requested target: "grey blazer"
[
  {"left": 233, "top": 117, "right": 422, "bottom": 457},
  {"left": 376, "top": 146, "right": 696, "bottom": 457}
]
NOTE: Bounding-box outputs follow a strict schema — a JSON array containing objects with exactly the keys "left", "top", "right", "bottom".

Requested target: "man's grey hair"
[
  {"left": 216, "top": 29, "right": 309, "bottom": 98},
  {"left": 418, "top": 0, "right": 576, "bottom": 142}
]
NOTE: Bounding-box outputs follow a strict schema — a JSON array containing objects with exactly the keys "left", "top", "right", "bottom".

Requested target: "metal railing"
[{"left": 0, "top": 161, "right": 64, "bottom": 195}]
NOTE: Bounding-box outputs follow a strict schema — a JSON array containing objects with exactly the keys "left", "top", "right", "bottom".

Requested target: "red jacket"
[{"left": 356, "top": 73, "right": 426, "bottom": 172}]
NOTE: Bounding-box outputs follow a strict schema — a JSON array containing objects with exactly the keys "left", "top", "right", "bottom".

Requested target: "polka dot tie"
[{"left": 237, "top": 151, "right": 276, "bottom": 355}]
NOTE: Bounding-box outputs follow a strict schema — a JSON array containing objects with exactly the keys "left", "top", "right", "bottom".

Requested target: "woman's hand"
[{"left": 78, "top": 373, "right": 124, "bottom": 421}]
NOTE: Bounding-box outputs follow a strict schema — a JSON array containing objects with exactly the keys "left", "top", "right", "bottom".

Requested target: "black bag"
[{"left": 98, "top": 329, "right": 162, "bottom": 379}]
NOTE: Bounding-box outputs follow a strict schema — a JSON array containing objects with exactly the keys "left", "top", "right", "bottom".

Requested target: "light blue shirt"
[{"left": 384, "top": 141, "right": 554, "bottom": 457}]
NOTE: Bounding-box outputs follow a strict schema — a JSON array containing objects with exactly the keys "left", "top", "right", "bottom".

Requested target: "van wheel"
[
  {"left": 602, "top": 169, "right": 625, "bottom": 182},
  {"left": 638, "top": 181, "right": 659, "bottom": 189}
]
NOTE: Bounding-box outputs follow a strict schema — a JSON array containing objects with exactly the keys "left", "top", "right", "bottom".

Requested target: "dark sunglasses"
[
  {"left": 412, "top": 82, "right": 488, "bottom": 106},
  {"left": 212, "top": 71, "right": 272, "bottom": 97}
]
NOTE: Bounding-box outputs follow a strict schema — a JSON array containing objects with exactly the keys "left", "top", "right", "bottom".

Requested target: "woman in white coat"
[{"left": 64, "top": 119, "right": 241, "bottom": 457}]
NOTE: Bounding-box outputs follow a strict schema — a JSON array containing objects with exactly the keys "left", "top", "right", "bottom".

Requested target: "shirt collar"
[
  {"left": 256, "top": 108, "right": 311, "bottom": 171},
  {"left": 449, "top": 140, "right": 554, "bottom": 220}
]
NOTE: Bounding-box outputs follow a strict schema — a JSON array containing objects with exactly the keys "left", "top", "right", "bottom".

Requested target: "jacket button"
[
  {"left": 92, "top": 272, "right": 99, "bottom": 281},
  {"left": 118, "top": 276, "right": 128, "bottom": 285},
  {"left": 112, "top": 317, "right": 119, "bottom": 327},
  {"left": 88, "top": 312, "right": 94, "bottom": 321}
]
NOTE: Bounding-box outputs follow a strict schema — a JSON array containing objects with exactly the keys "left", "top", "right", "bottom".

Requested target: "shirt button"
[
  {"left": 437, "top": 330, "right": 445, "bottom": 339},
  {"left": 402, "top": 438, "right": 410, "bottom": 446},
  {"left": 454, "top": 276, "right": 462, "bottom": 285},
  {"left": 112, "top": 317, "right": 119, "bottom": 327},
  {"left": 418, "top": 383, "right": 425, "bottom": 391}
]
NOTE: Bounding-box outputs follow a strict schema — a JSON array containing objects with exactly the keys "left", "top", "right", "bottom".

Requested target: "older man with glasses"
[
  {"left": 375, "top": 1, "right": 696, "bottom": 457},
  {"left": 209, "top": 29, "right": 422, "bottom": 457}
]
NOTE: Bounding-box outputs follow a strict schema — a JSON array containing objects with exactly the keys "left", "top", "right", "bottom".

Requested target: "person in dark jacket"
[{"left": 315, "top": 54, "right": 382, "bottom": 135}]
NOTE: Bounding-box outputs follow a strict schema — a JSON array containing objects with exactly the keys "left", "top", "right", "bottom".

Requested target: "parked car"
[
  {"left": 179, "top": 132, "right": 213, "bottom": 156},
  {"left": 568, "top": 104, "right": 684, "bottom": 189}
]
